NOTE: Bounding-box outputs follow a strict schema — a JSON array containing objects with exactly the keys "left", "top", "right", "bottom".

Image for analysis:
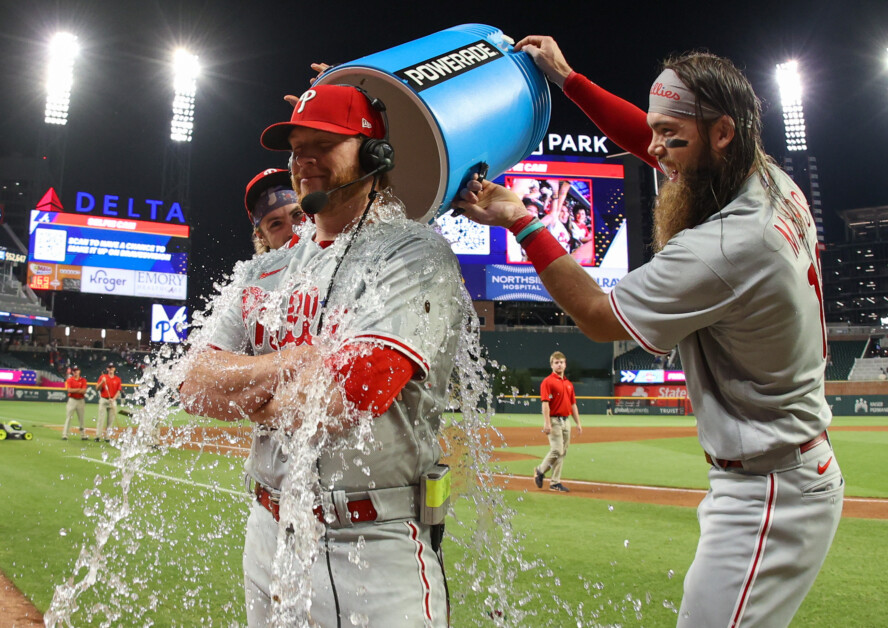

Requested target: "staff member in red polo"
[
  {"left": 534, "top": 351, "right": 582, "bottom": 492},
  {"left": 62, "top": 365, "right": 89, "bottom": 440},
  {"left": 95, "top": 363, "right": 122, "bottom": 442}
]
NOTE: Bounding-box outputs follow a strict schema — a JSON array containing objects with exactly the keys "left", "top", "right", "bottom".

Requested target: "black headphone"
[{"left": 344, "top": 85, "right": 395, "bottom": 176}]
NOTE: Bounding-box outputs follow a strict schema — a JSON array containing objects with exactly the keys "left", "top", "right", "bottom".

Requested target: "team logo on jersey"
[{"left": 242, "top": 286, "right": 320, "bottom": 350}]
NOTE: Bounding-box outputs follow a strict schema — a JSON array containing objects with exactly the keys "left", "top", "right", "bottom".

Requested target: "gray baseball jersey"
[
  {"left": 208, "top": 202, "right": 464, "bottom": 626},
  {"left": 209, "top": 214, "right": 465, "bottom": 492},
  {"left": 610, "top": 164, "right": 830, "bottom": 460}
]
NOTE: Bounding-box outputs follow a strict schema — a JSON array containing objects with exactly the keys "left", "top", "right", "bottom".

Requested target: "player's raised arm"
[{"left": 452, "top": 177, "right": 629, "bottom": 343}]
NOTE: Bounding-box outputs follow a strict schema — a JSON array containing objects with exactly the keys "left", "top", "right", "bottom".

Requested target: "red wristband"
[
  {"left": 507, "top": 214, "right": 535, "bottom": 236},
  {"left": 522, "top": 228, "right": 568, "bottom": 274}
]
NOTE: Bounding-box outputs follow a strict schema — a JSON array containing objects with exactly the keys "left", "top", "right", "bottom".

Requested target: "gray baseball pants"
[
  {"left": 678, "top": 438, "right": 843, "bottom": 627},
  {"left": 243, "top": 501, "right": 448, "bottom": 627}
]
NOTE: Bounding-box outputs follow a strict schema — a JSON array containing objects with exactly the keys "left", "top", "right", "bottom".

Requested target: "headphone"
[{"left": 346, "top": 85, "right": 395, "bottom": 176}]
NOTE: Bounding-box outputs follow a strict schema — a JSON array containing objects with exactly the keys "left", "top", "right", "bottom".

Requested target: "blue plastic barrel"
[{"left": 315, "top": 24, "right": 551, "bottom": 222}]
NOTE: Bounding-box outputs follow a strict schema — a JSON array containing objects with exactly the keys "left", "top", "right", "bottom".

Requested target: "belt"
[
  {"left": 705, "top": 431, "right": 828, "bottom": 469},
  {"left": 254, "top": 484, "right": 379, "bottom": 525}
]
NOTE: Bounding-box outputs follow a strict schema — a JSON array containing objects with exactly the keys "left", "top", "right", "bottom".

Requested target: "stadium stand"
[
  {"left": 849, "top": 357, "right": 888, "bottom": 381},
  {"left": 613, "top": 346, "right": 682, "bottom": 372},
  {"left": 3, "top": 347, "right": 146, "bottom": 384},
  {"left": 0, "top": 274, "right": 53, "bottom": 318},
  {"left": 826, "top": 340, "right": 867, "bottom": 380}
]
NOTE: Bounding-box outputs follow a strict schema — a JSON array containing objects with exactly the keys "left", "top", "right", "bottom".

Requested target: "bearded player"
[
  {"left": 180, "top": 84, "right": 465, "bottom": 626},
  {"left": 454, "top": 36, "right": 843, "bottom": 628}
]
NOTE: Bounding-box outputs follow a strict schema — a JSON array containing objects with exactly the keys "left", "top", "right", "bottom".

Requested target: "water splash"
[{"left": 44, "top": 192, "right": 654, "bottom": 626}]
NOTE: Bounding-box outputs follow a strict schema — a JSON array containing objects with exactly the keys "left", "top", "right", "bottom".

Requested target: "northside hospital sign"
[{"left": 26, "top": 189, "right": 190, "bottom": 300}]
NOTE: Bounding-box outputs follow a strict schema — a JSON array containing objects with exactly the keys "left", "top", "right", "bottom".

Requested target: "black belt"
[{"left": 705, "top": 431, "right": 828, "bottom": 469}]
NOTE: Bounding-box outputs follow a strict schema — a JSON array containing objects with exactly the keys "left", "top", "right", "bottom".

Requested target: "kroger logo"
[
  {"left": 90, "top": 270, "right": 126, "bottom": 291},
  {"left": 81, "top": 267, "right": 134, "bottom": 296}
]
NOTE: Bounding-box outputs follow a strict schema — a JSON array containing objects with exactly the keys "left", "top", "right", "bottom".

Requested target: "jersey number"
[{"left": 806, "top": 262, "right": 826, "bottom": 359}]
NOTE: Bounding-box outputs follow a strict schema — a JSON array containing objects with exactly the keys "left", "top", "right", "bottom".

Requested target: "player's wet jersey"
[{"left": 209, "top": 204, "right": 466, "bottom": 493}]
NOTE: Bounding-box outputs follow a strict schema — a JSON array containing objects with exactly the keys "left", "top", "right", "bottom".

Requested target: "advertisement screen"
[
  {"left": 436, "top": 155, "right": 628, "bottom": 301},
  {"left": 151, "top": 304, "right": 188, "bottom": 343},
  {"left": 27, "top": 210, "right": 189, "bottom": 300}
]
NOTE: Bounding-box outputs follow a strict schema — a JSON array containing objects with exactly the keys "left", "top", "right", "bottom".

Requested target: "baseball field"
[{"left": 0, "top": 401, "right": 885, "bottom": 626}]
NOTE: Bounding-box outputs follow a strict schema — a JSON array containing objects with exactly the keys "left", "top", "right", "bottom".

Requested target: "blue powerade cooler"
[{"left": 314, "top": 24, "right": 551, "bottom": 223}]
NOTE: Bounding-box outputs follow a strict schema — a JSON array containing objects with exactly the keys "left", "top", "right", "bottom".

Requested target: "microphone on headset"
[{"left": 300, "top": 162, "right": 392, "bottom": 215}]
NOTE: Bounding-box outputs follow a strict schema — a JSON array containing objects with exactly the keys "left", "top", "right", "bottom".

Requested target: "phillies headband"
[
  {"left": 251, "top": 186, "right": 299, "bottom": 226},
  {"left": 649, "top": 69, "right": 722, "bottom": 120}
]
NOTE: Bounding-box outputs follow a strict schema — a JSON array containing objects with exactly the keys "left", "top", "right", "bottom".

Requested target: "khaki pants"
[
  {"left": 62, "top": 397, "right": 85, "bottom": 438},
  {"left": 96, "top": 397, "right": 117, "bottom": 439},
  {"left": 538, "top": 417, "right": 571, "bottom": 484}
]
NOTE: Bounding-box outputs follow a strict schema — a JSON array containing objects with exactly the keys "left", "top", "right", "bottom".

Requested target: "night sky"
[{"left": 2, "top": 0, "right": 887, "bottom": 329}]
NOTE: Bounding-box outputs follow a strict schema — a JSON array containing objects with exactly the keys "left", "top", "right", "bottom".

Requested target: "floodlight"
[
  {"left": 170, "top": 49, "right": 199, "bottom": 142},
  {"left": 44, "top": 32, "right": 79, "bottom": 125},
  {"left": 776, "top": 61, "right": 807, "bottom": 152}
]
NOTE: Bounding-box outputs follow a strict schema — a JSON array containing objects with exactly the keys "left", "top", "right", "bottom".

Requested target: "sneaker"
[
  {"left": 81, "top": 436, "right": 89, "bottom": 441},
  {"left": 94, "top": 437, "right": 101, "bottom": 442},
  {"left": 549, "top": 483, "right": 570, "bottom": 493},
  {"left": 61, "top": 436, "right": 68, "bottom": 441},
  {"left": 534, "top": 467, "right": 544, "bottom": 489}
]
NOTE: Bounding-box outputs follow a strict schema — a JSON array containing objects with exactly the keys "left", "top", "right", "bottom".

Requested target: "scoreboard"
[{"left": 27, "top": 210, "right": 189, "bottom": 300}]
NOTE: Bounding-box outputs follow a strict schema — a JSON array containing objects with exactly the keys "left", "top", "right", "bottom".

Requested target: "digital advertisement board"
[
  {"left": 27, "top": 210, "right": 189, "bottom": 300},
  {"left": 436, "top": 155, "right": 628, "bottom": 301}
]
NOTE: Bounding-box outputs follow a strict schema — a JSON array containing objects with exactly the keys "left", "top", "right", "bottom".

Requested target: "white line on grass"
[
  {"left": 494, "top": 473, "right": 708, "bottom": 495},
  {"left": 71, "top": 455, "right": 246, "bottom": 497},
  {"left": 494, "top": 473, "right": 885, "bottom": 504}
]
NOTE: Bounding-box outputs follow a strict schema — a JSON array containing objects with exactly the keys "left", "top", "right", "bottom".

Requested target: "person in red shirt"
[
  {"left": 534, "top": 351, "right": 582, "bottom": 492},
  {"left": 62, "top": 365, "right": 89, "bottom": 440},
  {"left": 95, "top": 363, "right": 122, "bottom": 442}
]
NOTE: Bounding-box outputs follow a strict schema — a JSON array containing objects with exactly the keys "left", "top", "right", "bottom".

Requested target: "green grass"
[{"left": 1, "top": 403, "right": 886, "bottom": 625}]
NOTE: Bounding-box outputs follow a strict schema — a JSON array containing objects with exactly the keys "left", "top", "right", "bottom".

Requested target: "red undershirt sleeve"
[
  {"left": 327, "top": 344, "right": 418, "bottom": 417},
  {"left": 563, "top": 71, "right": 660, "bottom": 170}
]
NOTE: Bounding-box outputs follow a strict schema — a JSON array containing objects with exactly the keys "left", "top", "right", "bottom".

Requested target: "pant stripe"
[
  {"left": 730, "top": 473, "right": 777, "bottom": 628},
  {"left": 406, "top": 521, "right": 433, "bottom": 623}
]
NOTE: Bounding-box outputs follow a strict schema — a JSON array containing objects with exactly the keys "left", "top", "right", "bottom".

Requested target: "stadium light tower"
[
  {"left": 44, "top": 32, "right": 79, "bottom": 125},
  {"left": 163, "top": 48, "right": 199, "bottom": 223},
  {"left": 169, "top": 49, "right": 199, "bottom": 142},
  {"left": 776, "top": 60, "right": 807, "bottom": 152}
]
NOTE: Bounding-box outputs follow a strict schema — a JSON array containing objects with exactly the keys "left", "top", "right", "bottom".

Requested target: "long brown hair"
[
  {"left": 663, "top": 52, "right": 770, "bottom": 209},
  {"left": 664, "top": 52, "right": 815, "bottom": 260}
]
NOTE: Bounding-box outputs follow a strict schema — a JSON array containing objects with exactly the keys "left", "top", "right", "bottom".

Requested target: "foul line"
[
  {"left": 495, "top": 473, "right": 707, "bottom": 495},
  {"left": 494, "top": 473, "right": 885, "bottom": 505},
  {"left": 70, "top": 455, "right": 246, "bottom": 497}
]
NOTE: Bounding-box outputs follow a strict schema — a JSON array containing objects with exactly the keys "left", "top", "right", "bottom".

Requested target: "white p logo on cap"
[{"left": 297, "top": 90, "right": 317, "bottom": 114}]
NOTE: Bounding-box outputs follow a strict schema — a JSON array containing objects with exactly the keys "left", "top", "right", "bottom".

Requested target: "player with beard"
[
  {"left": 454, "top": 36, "right": 843, "bottom": 628},
  {"left": 181, "top": 84, "right": 464, "bottom": 627}
]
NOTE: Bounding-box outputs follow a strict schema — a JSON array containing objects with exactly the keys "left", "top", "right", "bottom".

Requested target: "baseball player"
[
  {"left": 61, "top": 365, "right": 88, "bottom": 440},
  {"left": 180, "top": 84, "right": 465, "bottom": 627},
  {"left": 95, "top": 363, "right": 122, "bottom": 442},
  {"left": 535, "top": 351, "right": 582, "bottom": 492},
  {"left": 245, "top": 167, "right": 305, "bottom": 254},
  {"left": 454, "top": 36, "right": 843, "bottom": 628}
]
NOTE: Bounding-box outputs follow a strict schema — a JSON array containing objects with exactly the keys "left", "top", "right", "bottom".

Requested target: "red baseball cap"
[
  {"left": 260, "top": 85, "right": 386, "bottom": 151},
  {"left": 245, "top": 168, "right": 292, "bottom": 209}
]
